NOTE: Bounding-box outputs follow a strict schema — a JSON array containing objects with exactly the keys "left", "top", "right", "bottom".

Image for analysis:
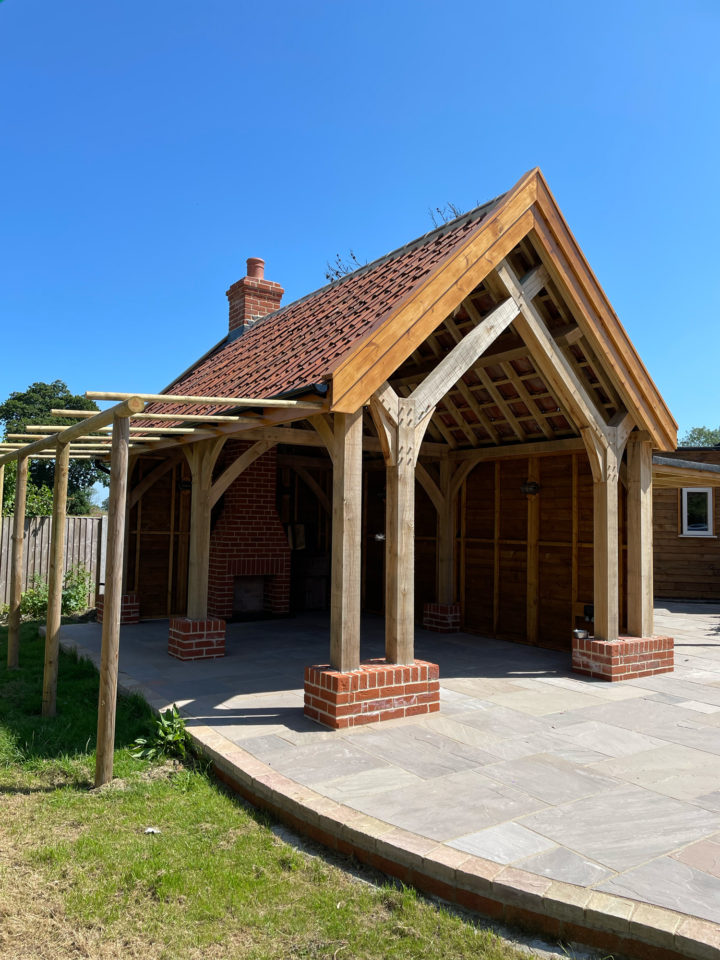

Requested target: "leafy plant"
[
  {"left": 19, "top": 575, "right": 50, "bottom": 619},
  {"left": 61, "top": 565, "right": 92, "bottom": 614},
  {"left": 16, "top": 564, "right": 93, "bottom": 621},
  {"left": 131, "top": 704, "right": 190, "bottom": 761}
]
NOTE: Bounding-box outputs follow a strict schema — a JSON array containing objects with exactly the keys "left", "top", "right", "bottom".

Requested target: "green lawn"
[{"left": 0, "top": 624, "right": 542, "bottom": 960}]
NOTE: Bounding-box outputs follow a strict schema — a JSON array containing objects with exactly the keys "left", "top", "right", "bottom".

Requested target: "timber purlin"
[{"left": 304, "top": 659, "right": 440, "bottom": 729}]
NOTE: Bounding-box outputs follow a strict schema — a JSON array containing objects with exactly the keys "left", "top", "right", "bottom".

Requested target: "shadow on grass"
[{"left": 0, "top": 622, "right": 155, "bottom": 770}]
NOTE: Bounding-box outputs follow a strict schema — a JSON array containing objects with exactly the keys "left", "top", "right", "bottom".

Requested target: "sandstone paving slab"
[
  {"left": 590, "top": 743, "right": 720, "bottom": 800},
  {"left": 671, "top": 837, "right": 720, "bottom": 877},
  {"left": 344, "top": 726, "right": 493, "bottom": 778},
  {"left": 479, "top": 731, "right": 608, "bottom": 765},
  {"left": 515, "top": 846, "right": 613, "bottom": 886},
  {"left": 521, "top": 784, "right": 720, "bottom": 871},
  {"left": 348, "top": 770, "right": 548, "bottom": 842},
  {"left": 693, "top": 790, "right": 720, "bottom": 813},
  {"left": 260, "top": 740, "right": 392, "bottom": 786},
  {"left": 451, "top": 703, "right": 550, "bottom": 739},
  {"left": 598, "top": 856, "right": 720, "bottom": 925},
  {"left": 481, "top": 753, "right": 620, "bottom": 805},
  {"left": 533, "top": 675, "right": 648, "bottom": 700},
  {"left": 680, "top": 700, "right": 720, "bottom": 714},
  {"left": 314, "top": 766, "right": 426, "bottom": 803},
  {"left": 550, "top": 720, "right": 665, "bottom": 758},
  {"left": 448, "top": 821, "right": 557, "bottom": 863},
  {"left": 483, "top": 687, "right": 607, "bottom": 716}
]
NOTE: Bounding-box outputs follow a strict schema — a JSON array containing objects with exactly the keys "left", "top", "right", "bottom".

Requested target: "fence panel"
[{"left": 0, "top": 516, "right": 105, "bottom": 606}]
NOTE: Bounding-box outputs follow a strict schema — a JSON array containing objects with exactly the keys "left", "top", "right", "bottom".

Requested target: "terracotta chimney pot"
[{"left": 246, "top": 257, "right": 265, "bottom": 280}]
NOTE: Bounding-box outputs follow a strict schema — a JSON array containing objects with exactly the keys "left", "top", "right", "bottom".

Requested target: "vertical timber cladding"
[
  {"left": 461, "top": 451, "right": 629, "bottom": 649},
  {"left": 126, "top": 457, "right": 191, "bottom": 618},
  {"left": 653, "top": 449, "right": 720, "bottom": 599}
]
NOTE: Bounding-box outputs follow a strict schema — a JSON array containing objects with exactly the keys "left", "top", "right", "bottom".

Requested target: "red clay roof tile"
[{"left": 150, "top": 194, "right": 504, "bottom": 416}]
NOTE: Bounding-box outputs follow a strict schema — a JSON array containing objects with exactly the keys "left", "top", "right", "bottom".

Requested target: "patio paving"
[{"left": 60, "top": 601, "right": 720, "bottom": 927}]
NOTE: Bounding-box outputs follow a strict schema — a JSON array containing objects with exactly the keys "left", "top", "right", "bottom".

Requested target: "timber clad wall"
[
  {"left": 0, "top": 515, "right": 102, "bottom": 605},
  {"left": 460, "top": 451, "right": 627, "bottom": 649},
  {"left": 127, "top": 459, "right": 191, "bottom": 618},
  {"left": 654, "top": 449, "right": 720, "bottom": 600}
]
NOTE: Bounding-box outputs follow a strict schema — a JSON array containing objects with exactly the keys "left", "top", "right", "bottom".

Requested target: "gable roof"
[
  {"left": 155, "top": 168, "right": 677, "bottom": 450},
  {"left": 159, "top": 194, "right": 504, "bottom": 406}
]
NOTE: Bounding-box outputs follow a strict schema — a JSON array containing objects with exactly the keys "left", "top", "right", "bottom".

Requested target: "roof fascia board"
[
  {"left": 329, "top": 170, "right": 540, "bottom": 413},
  {"left": 532, "top": 172, "right": 677, "bottom": 450}
]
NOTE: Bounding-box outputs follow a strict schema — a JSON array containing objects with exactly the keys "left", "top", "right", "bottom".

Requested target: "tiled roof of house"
[{"left": 151, "top": 193, "right": 504, "bottom": 414}]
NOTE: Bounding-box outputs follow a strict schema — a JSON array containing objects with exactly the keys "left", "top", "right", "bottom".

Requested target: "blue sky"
[{"left": 1, "top": 0, "right": 718, "bottom": 440}]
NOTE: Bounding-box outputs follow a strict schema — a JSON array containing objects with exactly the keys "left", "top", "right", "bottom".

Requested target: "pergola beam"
[
  {"left": 86, "top": 391, "right": 326, "bottom": 410},
  {"left": 0, "top": 398, "right": 145, "bottom": 467},
  {"left": 52, "top": 408, "right": 254, "bottom": 424}
]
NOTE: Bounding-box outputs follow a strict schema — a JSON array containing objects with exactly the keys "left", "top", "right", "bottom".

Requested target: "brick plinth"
[
  {"left": 572, "top": 634, "right": 674, "bottom": 681},
  {"left": 304, "top": 659, "right": 440, "bottom": 730},
  {"left": 423, "top": 602, "right": 461, "bottom": 633},
  {"left": 168, "top": 617, "right": 226, "bottom": 660},
  {"left": 95, "top": 592, "right": 139, "bottom": 625}
]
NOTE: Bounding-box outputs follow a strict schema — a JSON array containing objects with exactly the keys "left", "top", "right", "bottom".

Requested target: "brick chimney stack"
[{"left": 226, "top": 258, "right": 284, "bottom": 336}]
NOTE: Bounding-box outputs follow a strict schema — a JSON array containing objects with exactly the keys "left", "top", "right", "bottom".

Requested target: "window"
[{"left": 681, "top": 487, "right": 714, "bottom": 537}]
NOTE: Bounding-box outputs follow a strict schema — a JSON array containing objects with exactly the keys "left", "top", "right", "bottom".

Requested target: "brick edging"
[{"left": 184, "top": 725, "right": 719, "bottom": 960}]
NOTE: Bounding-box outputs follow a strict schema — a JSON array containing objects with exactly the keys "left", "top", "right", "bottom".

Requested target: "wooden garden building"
[{"left": 6, "top": 167, "right": 711, "bottom": 780}]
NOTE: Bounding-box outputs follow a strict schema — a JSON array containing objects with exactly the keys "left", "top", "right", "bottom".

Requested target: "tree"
[
  {"left": 0, "top": 380, "right": 108, "bottom": 515},
  {"left": 680, "top": 425, "right": 720, "bottom": 447}
]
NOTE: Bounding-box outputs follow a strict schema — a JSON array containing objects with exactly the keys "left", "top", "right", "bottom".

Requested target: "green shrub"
[
  {"left": 17, "top": 564, "right": 93, "bottom": 621},
  {"left": 61, "top": 565, "right": 92, "bottom": 615}
]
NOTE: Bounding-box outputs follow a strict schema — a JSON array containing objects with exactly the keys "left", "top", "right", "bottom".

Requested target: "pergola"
[{"left": 0, "top": 391, "right": 327, "bottom": 785}]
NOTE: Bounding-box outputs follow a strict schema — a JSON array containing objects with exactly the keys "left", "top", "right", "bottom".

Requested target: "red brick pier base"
[
  {"left": 572, "top": 634, "right": 674, "bottom": 681},
  {"left": 422, "top": 602, "right": 461, "bottom": 633},
  {"left": 95, "top": 592, "right": 139, "bottom": 625},
  {"left": 168, "top": 617, "right": 226, "bottom": 661},
  {"left": 304, "top": 659, "right": 440, "bottom": 730}
]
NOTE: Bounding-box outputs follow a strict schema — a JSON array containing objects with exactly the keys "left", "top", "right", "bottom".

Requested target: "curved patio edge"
[{"left": 182, "top": 722, "right": 720, "bottom": 960}]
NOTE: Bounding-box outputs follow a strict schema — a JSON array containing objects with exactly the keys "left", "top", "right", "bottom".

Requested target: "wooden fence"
[{"left": 0, "top": 516, "right": 106, "bottom": 606}]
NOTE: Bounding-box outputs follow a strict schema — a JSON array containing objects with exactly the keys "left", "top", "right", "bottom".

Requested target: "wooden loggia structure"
[{"left": 7, "top": 166, "right": 710, "bottom": 755}]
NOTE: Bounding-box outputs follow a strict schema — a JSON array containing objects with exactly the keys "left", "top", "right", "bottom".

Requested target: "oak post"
[
  {"left": 7, "top": 456, "right": 28, "bottom": 669},
  {"left": 330, "top": 410, "right": 363, "bottom": 672},
  {"left": 186, "top": 438, "right": 225, "bottom": 620},
  {"left": 95, "top": 416, "right": 130, "bottom": 787},
  {"left": 437, "top": 460, "right": 454, "bottom": 605},
  {"left": 593, "top": 444, "right": 620, "bottom": 643},
  {"left": 627, "top": 435, "right": 654, "bottom": 637},
  {"left": 42, "top": 442, "right": 70, "bottom": 716},
  {"left": 385, "top": 399, "right": 417, "bottom": 664}
]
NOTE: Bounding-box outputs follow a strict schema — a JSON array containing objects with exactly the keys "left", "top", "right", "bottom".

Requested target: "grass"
[{"left": 0, "top": 624, "right": 546, "bottom": 960}]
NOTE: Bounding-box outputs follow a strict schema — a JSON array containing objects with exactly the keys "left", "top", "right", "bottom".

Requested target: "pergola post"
[
  {"left": 7, "top": 456, "right": 28, "bottom": 669},
  {"left": 95, "top": 416, "right": 130, "bottom": 787},
  {"left": 42, "top": 441, "right": 69, "bottom": 716},
  {"left": 329, "top": 410, "right": 363, "bottom": 672},
  {"left": 626, "top": 434, "right": 654, "bottom": 637}
]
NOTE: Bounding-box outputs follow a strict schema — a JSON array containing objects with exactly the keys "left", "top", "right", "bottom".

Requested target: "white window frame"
[{"left": 681, "top": 487, "right": 714, "bottom": 537}]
